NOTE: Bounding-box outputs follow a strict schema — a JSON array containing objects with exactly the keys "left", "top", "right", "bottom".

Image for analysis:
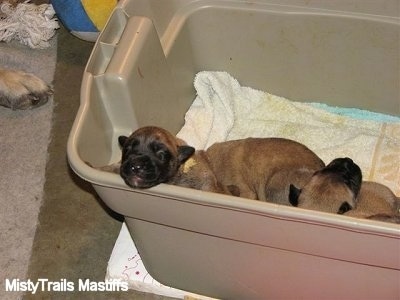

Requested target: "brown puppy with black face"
[
  {"left": 206, "top": 137, "right": 325, "bottom": 203},
  {"left": 97, "top": 127, "right": 324, "bottom": 201},
  {"left": 289, "top": 157, "right": 400, "bottom": 223},
  {"left": 114, "top": 126, "right": 228, "bottom": 193}
]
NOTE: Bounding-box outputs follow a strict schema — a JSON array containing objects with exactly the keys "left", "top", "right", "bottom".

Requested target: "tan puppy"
[
  {"left": 98, "top": 126, "right": 228, "bottom": 194},
  {"left": 0, "top": 68, "right": 52, "bottom": 110},
  {"left": 206, "top": 137, "right": 325, "bottom": 204},
  {"left": 96, "top": 128, "right": 324, "bottom": 201},
  {"left": 289, "top": 157, "right": 400, "bottom": 223}
]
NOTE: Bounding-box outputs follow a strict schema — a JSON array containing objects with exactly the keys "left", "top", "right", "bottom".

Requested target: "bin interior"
[{"left": 76, "top": 0, "right": 399, "bottom": 170}]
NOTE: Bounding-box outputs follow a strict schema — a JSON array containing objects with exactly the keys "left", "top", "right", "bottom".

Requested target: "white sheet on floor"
[
  {"left": 106, "top": 222, "right": 216, "bottom": 299},
  {"left": 106, "top": 71, "right": 400, "bottom": 298}
]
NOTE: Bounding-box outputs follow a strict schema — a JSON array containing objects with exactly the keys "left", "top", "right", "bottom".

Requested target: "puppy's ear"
[
  {"left": 337, "top": 202, "right": 352, "bottom": 214},
  {"left": 118, "top": 136, "right": 128, "bottom": 147},
  {"left": 177, "top": 145, "right": 195, "bottom": 163},
  {"left": 289, "top": 184, "right": 301, "bottom": 207}
]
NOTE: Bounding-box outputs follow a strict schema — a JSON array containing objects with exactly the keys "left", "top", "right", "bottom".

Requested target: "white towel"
[{"left": 177, "top": 71, "right": 400, "bottom": 195}]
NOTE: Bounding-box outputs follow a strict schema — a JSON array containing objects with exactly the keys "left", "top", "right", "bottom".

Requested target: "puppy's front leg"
[
  {"left": 86, "top": 161, "right": 121, "bottom": 174},
  {"left": 0, "top": 68, "right": 53, "bottom": 110}
]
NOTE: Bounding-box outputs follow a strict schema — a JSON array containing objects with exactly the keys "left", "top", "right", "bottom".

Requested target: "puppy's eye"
[
  {"left": 129, "top": 139, "right": 140, "bottom": 148},
  {"left": 156, "top": 151, "right": 170, "bottom": 162},
  {"left": 338, "top": 202, "right": 352, "bottom": 214}
]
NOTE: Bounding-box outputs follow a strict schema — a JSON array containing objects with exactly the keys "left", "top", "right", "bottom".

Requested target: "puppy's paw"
[
  {"left": 0, "top": 68, "right": 53, "bottom": 110},
  {"left": 86, "top": 161, "right": 121, "bottom": 174}
]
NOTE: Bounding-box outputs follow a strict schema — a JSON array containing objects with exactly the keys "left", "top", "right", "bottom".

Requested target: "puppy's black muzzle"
[{"left": 120, "top": 155, "right": 159, "bottom": 188}]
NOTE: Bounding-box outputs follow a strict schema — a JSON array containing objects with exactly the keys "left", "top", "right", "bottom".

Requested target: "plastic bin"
[{"left": 67, "top": 1, "right": 400, "bottom": 299}]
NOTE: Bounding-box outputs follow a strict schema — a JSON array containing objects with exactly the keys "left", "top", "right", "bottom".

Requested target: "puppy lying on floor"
[
  {"left": 93, "top": 126, "right": 325, "bottom": 202},
  {"left": 288, "top": 157, "right": 400, "bottom": 223},
  {"left": 0, "top": 68, "right": 52, "bottom": 110}
]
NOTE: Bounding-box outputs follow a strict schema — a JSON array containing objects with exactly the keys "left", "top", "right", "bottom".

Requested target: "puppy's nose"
[
  {"left": 130, "top": 162, "right": 144, "bottom": 172},
  {"left": 125, "top": 156, "right": 154, "bottom": 175},
  {"left": 129, "top": 159, "right": 148, "bottom": 173}
]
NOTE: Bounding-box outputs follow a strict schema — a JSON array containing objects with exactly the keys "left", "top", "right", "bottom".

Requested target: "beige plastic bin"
[{"left": 67, "top": 0, "right": 400, "bottom": 299}]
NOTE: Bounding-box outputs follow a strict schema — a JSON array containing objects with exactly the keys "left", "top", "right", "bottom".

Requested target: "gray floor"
[{"left": 24, "top": 26, "right": 177, "bottom": 300}]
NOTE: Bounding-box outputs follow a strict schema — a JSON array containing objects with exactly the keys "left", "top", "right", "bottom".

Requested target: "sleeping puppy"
[
  {"left": 206, "top": 137, "right": 325, "bottom": 204},
  {"left": 95, "top": 127, "right": 324, "bottom": 201},
  {"left": 289, "top": 157, "right": 400, "bottom": 223},
  {"left": 0, "top": 68, "right": 52, "bottom": 110},
  {"left": 105, "top": 126, "right": 229, "bottom": 194}
]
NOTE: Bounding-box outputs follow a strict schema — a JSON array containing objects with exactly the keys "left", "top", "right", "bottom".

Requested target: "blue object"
[
  {"left": 51, "top": 0, "right": 97, "bottom": 32},
  {"left": 310, "top": 102, "right": 400, "bottom": 123}
]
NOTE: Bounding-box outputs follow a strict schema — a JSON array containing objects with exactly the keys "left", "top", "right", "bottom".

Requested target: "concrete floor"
[{"left": 24, "top": 26, "right": 177, "bottom": 300}]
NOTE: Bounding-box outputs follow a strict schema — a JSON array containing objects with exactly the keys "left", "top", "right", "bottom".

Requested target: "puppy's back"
[
  {"left": 346, "top": 181, "right": 400, "bottom": 219},
  {"left": 206, "top": 137, "right": 324, "bottom": 201},
  {"left": 207, "top": 138, "right": 323, "bottom": 168}
]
